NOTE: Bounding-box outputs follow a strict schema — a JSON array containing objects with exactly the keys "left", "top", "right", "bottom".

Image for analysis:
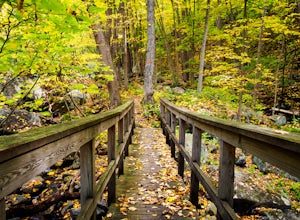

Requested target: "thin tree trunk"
[
  {"left": 273, "top": 35, "right": 285, "bottom": 115},
  {"left": 197, "top": 0, "right": 210, "bottom": 92},
  {"left": 237, "top": 0, "right": 248, "bottom": 122},
  {"left": 171, "top": 0, "right": 180, "bottom": 85},
  {"left": 253, "top": 2, "right": 266, "bottom": 108},
  {"left": 120, "top": 1, "right": 129, "bottom": 89},
  {"left": 156, "top": 0, "right": 178, "bottom": 85},
  {"left": 144, "top": 0, "right": 155, "bottom": 104}
]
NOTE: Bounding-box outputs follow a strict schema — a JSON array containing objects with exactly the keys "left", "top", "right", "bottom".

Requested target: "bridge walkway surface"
[{"left": 106, "top": 100, "right": 200, "bottom": 219}]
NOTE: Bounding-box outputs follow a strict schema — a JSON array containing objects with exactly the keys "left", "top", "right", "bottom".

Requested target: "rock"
[
  {"left": 0, "top": 109, "right": 42, "bottom": 133},
  {"left": 185, "top": 133, "right": 208, "bottom": 163},
  {"left": 173, "top": 87, "right": 185, "bottom": 94},
  {"left": 61, "top": 201, "right": 74, "bottom": 215},
  {"left": 67, "top": 90, "right": 87, "bottom": 110},
  {"left": 270, "top": 115, "right": 287, "bottom": 126},
  {"left": 6, "top": 194, "right": 31, "bottom": 206},
  {"left": 33, "top": 87, "right": 46, "bottom": 100},
  {"left": 97, "top": 199, "right": 108, "bottom": 217},
  {"left": 21, "top": 176, "right": 45, "bottom": 194},
  {"left": 235, "top": 153, "right": 246, "bottom": 167},
  {"left": 206, "top": 201, "right": 217, "bottom": 216},
  {"left": 252, "top": 156, "right": 270, "bottom": 173},
  {"left": 0, "top": 78, "right": 22, "bottom": 98},
  {"left": 70, "top": 208, "right": 81, "bottom": 219}
]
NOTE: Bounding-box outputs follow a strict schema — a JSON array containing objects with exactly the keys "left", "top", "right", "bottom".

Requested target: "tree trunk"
[
  {"left": 144, "top": 0, "right": 155, "bottom": 104},
  {"left": 253, "top": 2, "right": 266, "bottom": 108},
  {"left": 237, "top": 0, "right": 248, "bottom": 122},
  {"left": 197, "top": 0, "right": 210, "bottom": 93},
  {"left": 273, "top": 36, "right": 285, "bottom": 115},
  {"left": 120, "top": 1, "right": 129, "bottom": 89},
  {"left": 93, "top": 23, "right": 121, "bottom": 108},
  {"left": 171, "top": 0, "right": 180, "bottom": 85},
  {"left": 156, "top": 0, "right": 178, "bottom": 85}
]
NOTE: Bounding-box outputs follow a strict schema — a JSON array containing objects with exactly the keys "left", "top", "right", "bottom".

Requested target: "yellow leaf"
[
  {"left": 128, "top": 206, "right": 137, "bottom": 211},
  {"left": 48, "top": 171, "right": 55, "bottom": 176}
]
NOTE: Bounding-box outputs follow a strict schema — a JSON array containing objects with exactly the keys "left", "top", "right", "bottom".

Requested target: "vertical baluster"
[
  {"left": 190, "top": 126, "right": 202, "bottom": 206},
  {"left": 118, "top": 118, "right": 124, "bottom": 176},
  {"left": 108, "top": 125, "right": 116, "bottom": 205},
  {"left": 165, "top": 110, "right": 171, "bottom": 145},
  {"left": 160, "top": 103, "right": 165, "bottom": 134},
  {"left": 218, "top": 140, "right": 235, "bottom": 208},
  {"left": 170, "top": 113, "right": 176, "bottom": 158},
  {"left": 124, "top": 114, "right": 129, "bottom": 156},
  {"left": 80, "top": 139, "right": 96, "bottom": 218},
  {"left": 131, "top": 105, "right": 135, "bottom": 131},
  {"left": 0, "top": 198, "right": 5, "bottom": 220},
  {"left": 178, "top": 119, "right": 186, "bottom": 178}
]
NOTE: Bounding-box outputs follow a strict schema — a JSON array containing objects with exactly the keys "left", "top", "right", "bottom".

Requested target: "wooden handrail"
[
  {"left": 160, "top": 98, "right": 300, "bottom": 220},
  {"left": 0, "top": 100, "right": 135, "bottom": 220}
]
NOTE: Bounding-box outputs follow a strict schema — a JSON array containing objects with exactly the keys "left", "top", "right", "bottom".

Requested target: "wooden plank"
[
  {"left": 190, "top": 126, "right": 202, "bottom": 206},
  {"left": 160, "top": 98, "right": 300, "bottom": 178},
  {"left": 108, "top": 125, "right": 116, "bottom": 205},
  {"left": 160, "top": 107, "right": 241, "bottom": 219},
  {"left": 160, "top": 98, "right": 300, "bottom": 151},
  {"left": 0, "top": 126, "right": 98, "bottom": 198},
  {"left": 170, "top": 139, "right": 176, "bottom": 158},
  {"left": 78, "top": 162, "right": 116, "bottom": 220},
  {"left": 0, "top": 198, "right": 5, "bottom": 220},
  {"left": 218, "top": 140, "right": 235, "bottom": 207},
  {"left": 178, "top": 119, "right": 186, "bottom": 178},
  {"left": 171, "top": 113, "right": 176, "bottom": 134},
  {"left": 0, "top": 101, "right": 133, "bottom": 163},
  {"left": 80, "top": 139, "right": 96, "bottom": 206}
]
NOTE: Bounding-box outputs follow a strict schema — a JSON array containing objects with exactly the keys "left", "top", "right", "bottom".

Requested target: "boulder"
[
  {"left": 0, "top": 109, "right": 42, "bottom": 133},
  {"left": 173, "top": 87, "right": 185, "bottom": 94},
  {"left": 270, "top": 115, "right": 287, "bottom": 126}
]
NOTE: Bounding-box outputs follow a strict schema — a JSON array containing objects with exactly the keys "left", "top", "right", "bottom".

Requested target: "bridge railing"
[
  {"left": 0, "top": 100, "right": 135, "bottom": 220},
  {"left": 160, "top": 98, "right": 300, "bottom": 219}
]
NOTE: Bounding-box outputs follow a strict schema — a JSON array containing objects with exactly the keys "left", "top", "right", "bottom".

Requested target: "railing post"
[
  {"left": 108, "top": 125, "right": 116, "bottom": 205},
  {"left": 124, "top": 114, "right": 129, "bottom": 156},
  {"left": 218, "top": 140, "right": 235, "bottom": 208},
  {"left": 80, "top": 139, "right": 96, "bottom": 217},
  {"left": 118, "top": 118, "right": 124, "bottom": 175},
  {"left": 165, "top": 110, "right": 171, "bottom": 145},
  {"left": 160, "top": 104, "right": 165, "bottom": 134},
  {"left": 0, "top": 198, "right": 5, "bottom": 220},
  {"left": 190, "top": 126, "right": 202, "bottom": 206},
  {"left": 178, "top": 118, "right": 186, "bottom": 178},
  {"left": 131, "top": 105, "right": 135, "bottom": 131},
  {"left": 170, "top": 113, "right": 176, "bottom": 158}
]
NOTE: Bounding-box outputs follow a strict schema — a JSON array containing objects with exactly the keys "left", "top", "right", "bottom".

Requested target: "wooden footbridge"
[{"left": 0, "top": 98, "right": 299, "bottom": 219}]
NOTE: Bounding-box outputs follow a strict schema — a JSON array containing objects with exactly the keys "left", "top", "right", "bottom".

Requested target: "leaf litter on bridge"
[{"left": 105, "top": 98, "right": 214, "bottom": 219}]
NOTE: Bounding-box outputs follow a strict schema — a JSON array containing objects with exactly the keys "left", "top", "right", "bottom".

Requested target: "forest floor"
[{"left": 4, "top": 86, "right": 300, "bottom": 219}]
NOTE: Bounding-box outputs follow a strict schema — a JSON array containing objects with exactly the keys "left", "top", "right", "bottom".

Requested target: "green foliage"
[{"left": 290, "top": 182, "right": 300, "bottom": 201}]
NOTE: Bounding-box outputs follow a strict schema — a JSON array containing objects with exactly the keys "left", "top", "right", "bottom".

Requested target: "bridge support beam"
[
  {"left": 190, "top": 126, "right": 203, "bottom": 206},
  {"left": 118, "top": 118, "right": 124, "bottom": 176},
  {"left": 80, "top": 139, "right": 96, "bottom": 219},
  {"left": 108, "top": 125, "right": 116, "bottom": 205},
  {"left": 218, "top": 140, "right": 235, "bottom": 207},
  {"left": 0, "top": 198, "right": 5, "bottom": 220},
  {"left": 178, "top": 119, "right": 186, "bottom": 178}
]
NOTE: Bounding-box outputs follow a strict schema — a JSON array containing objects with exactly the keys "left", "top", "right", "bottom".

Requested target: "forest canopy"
[{"left": 0, "top": 0, "right": 299, "bottom": 129}]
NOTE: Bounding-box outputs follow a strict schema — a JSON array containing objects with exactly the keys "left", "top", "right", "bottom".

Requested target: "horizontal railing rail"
[
  {"left": 160, "top": 98, "right": 300, "bottom": 220},
  {"left": 0, "top": 100, "right": 135, "bottom": 220}
]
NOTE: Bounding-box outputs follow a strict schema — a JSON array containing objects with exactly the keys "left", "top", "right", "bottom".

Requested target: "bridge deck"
[{"left": 107, "top": 126, "right": 200, "bottom": 219}]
